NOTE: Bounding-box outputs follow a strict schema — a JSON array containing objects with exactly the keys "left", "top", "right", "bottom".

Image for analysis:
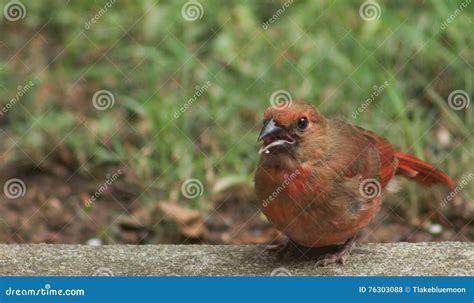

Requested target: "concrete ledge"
[{"left": 0, "top": 242, "right": 472, "bottom": 276}]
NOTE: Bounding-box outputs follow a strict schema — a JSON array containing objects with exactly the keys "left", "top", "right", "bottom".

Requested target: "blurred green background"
[{"left": 0, "top": 0, "right": 472, "bottom": 244}]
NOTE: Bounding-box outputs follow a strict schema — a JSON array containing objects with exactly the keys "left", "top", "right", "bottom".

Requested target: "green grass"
[{"left": 0, "top": 0, "right": 472, "bottom": 216}]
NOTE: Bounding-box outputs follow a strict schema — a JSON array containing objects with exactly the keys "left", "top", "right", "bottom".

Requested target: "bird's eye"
[{"left": 297, "top": 117, "right": 309, "bottom": 130}]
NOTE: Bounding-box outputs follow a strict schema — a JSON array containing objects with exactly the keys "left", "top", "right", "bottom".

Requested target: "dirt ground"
[{"left": 0, "top": 160, "right": 472, "bottom": 246}]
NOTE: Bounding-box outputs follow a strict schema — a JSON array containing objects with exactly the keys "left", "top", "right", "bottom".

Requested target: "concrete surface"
[{"left": 0, "top": 242, "right": 472, "bottom": 276}]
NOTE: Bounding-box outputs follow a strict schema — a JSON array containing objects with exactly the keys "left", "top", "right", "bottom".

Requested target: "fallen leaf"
[{"left": 157, "top": 201, "right": 206, "bottom": 238}]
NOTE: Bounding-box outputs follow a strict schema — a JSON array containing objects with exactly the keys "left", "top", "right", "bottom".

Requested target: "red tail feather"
[{"left": 395, "top": 152, "right": 455, "bottom": 189}]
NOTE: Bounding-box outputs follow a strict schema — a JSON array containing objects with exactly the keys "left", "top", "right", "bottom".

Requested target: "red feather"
[
  {"left": 395, "top": 152, "right": 455, "bottom": 189},
  {"left": 356, "top": 126, "right": 454, "bottom": 189}
]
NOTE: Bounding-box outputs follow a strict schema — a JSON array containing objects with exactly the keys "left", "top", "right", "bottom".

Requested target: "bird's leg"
[
  {"left": 267, "top": 238, "right": 306, "bottom": 259},
  {"left": 314, "top": 236, "right": 357, "bottom": 267}
]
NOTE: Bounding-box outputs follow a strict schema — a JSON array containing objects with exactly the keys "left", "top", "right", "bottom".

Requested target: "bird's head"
[{"left": 258, "top": 100, "right": 328, "bottom": 166}]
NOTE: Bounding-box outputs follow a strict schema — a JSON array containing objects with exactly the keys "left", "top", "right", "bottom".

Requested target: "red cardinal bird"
[{"left": 255, "top": 100, "right": 454, "bottom": 266}]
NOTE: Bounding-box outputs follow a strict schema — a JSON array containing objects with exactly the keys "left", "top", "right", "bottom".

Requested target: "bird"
[{"left": 254, "top": 100, "right": 454, "bottom": 266}]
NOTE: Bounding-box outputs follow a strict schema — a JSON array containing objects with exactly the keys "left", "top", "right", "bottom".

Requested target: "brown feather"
[{"left": 254, "top": 100, "right": 454, "bottom": 249}]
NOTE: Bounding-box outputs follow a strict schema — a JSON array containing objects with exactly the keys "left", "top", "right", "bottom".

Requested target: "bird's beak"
[
  {"left": 257, "top": 119, "right": 295, "bottom": 154},
  {"left": 258, "top": 119, "right": 284, "bottom": 141}
]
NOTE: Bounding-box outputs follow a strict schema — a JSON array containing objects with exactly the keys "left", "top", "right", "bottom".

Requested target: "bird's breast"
[{"left": 255, "top": 164, "right": 378, "bottom": 247}]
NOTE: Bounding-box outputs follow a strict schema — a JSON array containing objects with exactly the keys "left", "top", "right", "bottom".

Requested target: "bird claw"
[
  {"left": 315, "top": 251, "right": 350, "bottom": 267},
  {"left": 315, "top": 237, "right": 356, "bottom": 267},
  {"left": 266, "top": 239, "right": 305, "bottom": 260},
  {"left": 267, "top": 237, "right": 357, "bottom": 265}
]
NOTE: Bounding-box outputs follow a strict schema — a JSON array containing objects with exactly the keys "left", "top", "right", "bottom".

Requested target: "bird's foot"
[
  {"left": 267, "top": 237, "right": 357, "bottom": 265},
  {"left": 315, "top": 237, "right": 356, "bottom": 267},
  {"left": 266, "top": 239, "right": 306, "bottom": 260}
]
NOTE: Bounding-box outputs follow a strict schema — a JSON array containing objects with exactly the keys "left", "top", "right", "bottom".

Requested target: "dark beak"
[{"left": 258, "top": 119, "right": 284, "bottom": 141}]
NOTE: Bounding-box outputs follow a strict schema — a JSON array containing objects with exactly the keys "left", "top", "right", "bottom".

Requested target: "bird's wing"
[{"left": 352, "top": 126, "right": 398, "bottom": 188}]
